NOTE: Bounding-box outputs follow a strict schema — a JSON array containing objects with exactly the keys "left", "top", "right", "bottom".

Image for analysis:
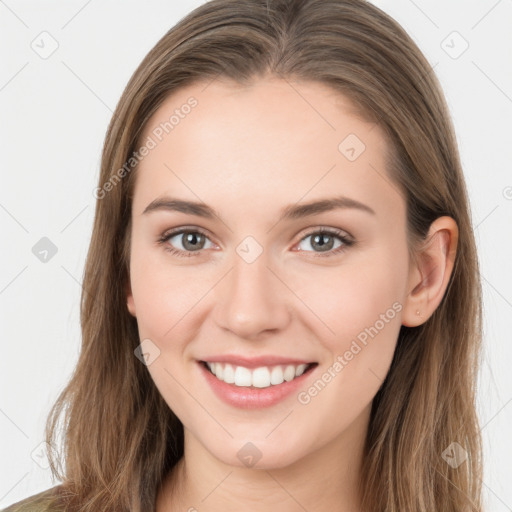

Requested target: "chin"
[{"left": 205, "top": 437, "right": 305, "bottom": 470}]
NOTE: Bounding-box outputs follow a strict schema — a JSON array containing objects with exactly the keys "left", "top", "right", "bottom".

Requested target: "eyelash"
[{"left": 157, "top": 227, "right": 355, "bottom": 259}]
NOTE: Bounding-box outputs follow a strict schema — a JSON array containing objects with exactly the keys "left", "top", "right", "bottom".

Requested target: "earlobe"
[
  {"left": 402, "top": 216, "right": 458, "bottom": 327},
  {"left": 126, "top": 280, "right": 136, "bottom": 317}
]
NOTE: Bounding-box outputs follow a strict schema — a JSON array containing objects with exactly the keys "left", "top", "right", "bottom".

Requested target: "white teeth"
[
  {"left": 214, "top": 362, "right": 224, "bottom": 380},
  {"left": 295, "top": 363, "right": 307, "bottom": 377},
  {"left": 252, "top": 367, "right": 271, "bottom": 388},
  {"left": 283, "top": 365, "right": 296, "bottom": 382},
  {"left": 234, "top": 366, "right": 252, "bottom": 387},
  {"left": 270, "top": 366, "right": 284, "bottom": 385},
  {"left": 205, "top": 361, "right": 312, "bottom": 388},
  {"left": 223, "top": 364, "right": 235, "bottom": 384}
]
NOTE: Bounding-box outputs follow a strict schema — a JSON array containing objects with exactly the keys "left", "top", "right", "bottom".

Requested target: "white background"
[{"left": 0, "top": 0, "right": 511, "bottom": 509}]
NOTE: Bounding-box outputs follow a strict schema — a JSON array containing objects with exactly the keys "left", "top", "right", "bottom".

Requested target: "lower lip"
[{"left": 197, "top": 361, "right": 317, "bottom": 409}]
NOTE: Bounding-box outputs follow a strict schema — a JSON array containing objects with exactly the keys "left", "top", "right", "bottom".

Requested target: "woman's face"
[{"left": 126, "top": 77, "right": 413, "bottom": 469}]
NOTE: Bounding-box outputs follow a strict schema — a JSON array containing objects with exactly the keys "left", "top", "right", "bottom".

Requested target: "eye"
[
  {"left": 295, "top": 228, "right": 354, "bottom": 257},
  {"left": 157, "top": 228, "right": 215, "bottom": 258},
  {"left": 157, "top": 226, "right": 354, "bottom": 258}
]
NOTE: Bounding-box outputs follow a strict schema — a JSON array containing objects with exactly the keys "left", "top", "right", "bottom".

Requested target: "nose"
[{"left": 213, "top": 251, "right": 291, "bottom": 340}]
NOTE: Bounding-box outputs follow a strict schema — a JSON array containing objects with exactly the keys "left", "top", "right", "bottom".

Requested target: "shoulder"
[{"left": 0, "top": 486, "right": 64, "bottom": 512}]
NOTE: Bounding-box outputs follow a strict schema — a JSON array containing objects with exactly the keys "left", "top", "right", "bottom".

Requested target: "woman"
[{"left": 2, "top": 0, "right": 483, "bottom": 510}]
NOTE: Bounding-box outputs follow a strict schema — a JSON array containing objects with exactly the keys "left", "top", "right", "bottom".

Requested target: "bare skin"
[{"left": 125, "top": 76, "right": 458, "bottom": 512}]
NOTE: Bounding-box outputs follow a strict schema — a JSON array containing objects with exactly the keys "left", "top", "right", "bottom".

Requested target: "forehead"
[{"left": 132, "top": 77, "right": 402, "bottom": 221}]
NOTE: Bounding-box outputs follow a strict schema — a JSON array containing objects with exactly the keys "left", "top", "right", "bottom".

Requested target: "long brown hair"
[{"left": 40, "top": 0, "right": 484, "bottom": 510}]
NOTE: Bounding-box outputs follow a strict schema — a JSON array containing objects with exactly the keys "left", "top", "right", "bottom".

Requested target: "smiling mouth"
[{"left": 200, "top": 360, "right": 318, "bottom": 389}]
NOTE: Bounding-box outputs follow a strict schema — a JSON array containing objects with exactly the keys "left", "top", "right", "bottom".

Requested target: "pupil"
[
  {"left": 314, "top": 234, "right": 333, "bottom": 251},
  {"left": 184, "top": 232, "right": 203, "bottom": 250}
]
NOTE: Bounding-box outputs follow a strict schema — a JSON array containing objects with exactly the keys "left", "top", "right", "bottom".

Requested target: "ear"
[
  {"left": 402, "top": 216, "right": 458, "bottom": 327},
  {"left": 126, "top": 278, "right": 136, "bottom": 317}
]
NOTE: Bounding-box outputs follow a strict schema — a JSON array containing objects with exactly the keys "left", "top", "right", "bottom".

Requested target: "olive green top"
[{"left": 1, "top": 486, "right": 63, "bottom": 512}]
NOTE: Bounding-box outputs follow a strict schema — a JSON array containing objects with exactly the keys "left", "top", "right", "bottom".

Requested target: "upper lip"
[{"left": 199, "top": 354, "right": 316, "bottom": 369}]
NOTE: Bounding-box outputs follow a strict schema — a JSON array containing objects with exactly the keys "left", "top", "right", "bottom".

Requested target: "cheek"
[
  {"left": 129, "top": 251, "right": 208, "bottom": 417},
  {"left": 293, "top": 256, "right": 405, "bottom": 343},
  {"left": 129, "top": 247, "right": 182, "bottom": 340},
  {"left": 288, "top": 252, "right": 406, "bottom": 406},
  {"left": 291, "top": 265, "right": 403, "bottom": 433}
]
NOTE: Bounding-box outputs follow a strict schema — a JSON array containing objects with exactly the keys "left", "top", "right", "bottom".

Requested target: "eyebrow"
[{"left": 142, "top": 195, "right": 376, "bottom": 220}]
